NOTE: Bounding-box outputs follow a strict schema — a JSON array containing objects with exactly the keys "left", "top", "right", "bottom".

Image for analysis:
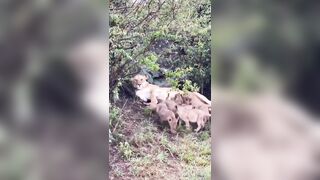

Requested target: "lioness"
[
  {"left": 131, "top": 74, "right": 180, "bottom": 104},
  {"left": 131, "top": 74, "right": 211, "bottom": 106},
  {"left": 155, "top": 101, "right": 178, "bottom": 134},
  {"left": 176, "top": 105, "right": 210, "bottom": 132}
]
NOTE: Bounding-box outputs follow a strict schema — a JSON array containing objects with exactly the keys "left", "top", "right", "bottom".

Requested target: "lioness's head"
[{"left": 131, "top": 74, "right": 148, "bottom": 90}]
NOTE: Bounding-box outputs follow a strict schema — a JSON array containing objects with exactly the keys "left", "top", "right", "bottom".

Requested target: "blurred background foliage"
[
  {"left": 0, "top": 1, "right": 107, "bottom": 180},
  {"left": 110, "top": 0, "right": 211, "bottom": 102},
  {"left": 214, "top": 0, "right": 320, "bottom": 115}
]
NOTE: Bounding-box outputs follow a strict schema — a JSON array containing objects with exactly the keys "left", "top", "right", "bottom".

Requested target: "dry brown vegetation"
[{"left": 109, "top": 99, "right": 211, "bottom": 179}]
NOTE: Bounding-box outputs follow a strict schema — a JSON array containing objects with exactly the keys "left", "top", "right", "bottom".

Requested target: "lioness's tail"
[{"left": 193, "top": 92, "right": 211, "bottom": 105}]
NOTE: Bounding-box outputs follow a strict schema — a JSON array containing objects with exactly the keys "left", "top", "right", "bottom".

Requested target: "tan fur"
[
  {"left": 176, "top": 105, "right": 210, "bottom": 132},
  {"left": 149, "top": 99, "right": 177, "bottom": 113},
  {"left": 173, "top": 93, "right": 184, "bottom": 105},
  {"left": 164, "top": 100, "right": 178, "bottom": 114},
  {"left": 131, "top": 74, "right": 211, "bottom": 111},
  {"left": 175, "top": 92, "right": 211, "bottom": 114},
  {"left": 131, "top": 74, "right": 148, "bottom": 89},
  {"left": 131, "top": 74, "right": 181, "bottom": 104},
  {"left": 193, "top": 92, "right": 212, "bottom": 105},
  {"left": 155, "top": 101, "right": 178, "bottom": 134}
]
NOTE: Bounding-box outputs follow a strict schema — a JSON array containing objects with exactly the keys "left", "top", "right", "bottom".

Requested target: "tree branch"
[{"left": 127, "top": 1, "right": 165, "bottom": 32}]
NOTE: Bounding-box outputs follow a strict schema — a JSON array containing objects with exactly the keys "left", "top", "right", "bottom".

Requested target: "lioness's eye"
[{"left": 168, "top": 118, "right": 171, "bottom": 121}]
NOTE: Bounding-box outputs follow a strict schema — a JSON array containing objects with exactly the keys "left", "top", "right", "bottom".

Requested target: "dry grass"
[{"left": 109, "top": 99, "right": 211, "bottom": 180}]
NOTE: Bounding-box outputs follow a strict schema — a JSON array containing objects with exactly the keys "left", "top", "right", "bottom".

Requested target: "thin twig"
[
  {"left": 112, "top": 118, "right": 121, "bottom": 133},
  {"left": 110, "top": 6, "right": 134, "bottom": 11},
  {"left": 112, "top": 101, "right": 127, "bottom": 133},
  {"left": 124, "top": 0, "right": 146, "bottom": 18},
  {"left": 127, "top": 1, "right": 165, "bottom": 32},
  {"left": 166, "top": 147, "right": 175, "bottom": 158},
  {"left": 121, "top": 99, "right": 128, "bottom": 110}
]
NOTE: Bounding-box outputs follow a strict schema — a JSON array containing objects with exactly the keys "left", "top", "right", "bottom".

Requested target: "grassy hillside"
[{"left": 109, "top": 99, "right": 211, "bottom": 180}]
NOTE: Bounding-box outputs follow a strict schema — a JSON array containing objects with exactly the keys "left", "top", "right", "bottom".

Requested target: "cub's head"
[
  {"left": 131, "top": 74, "right": 148, "bottom": 89},
  {"left": 165, "top": 100, "right": 178, "bottom": 112},
  {"left": 174, "top": 93, "right": 192, "bottom": 105},
  {"left": 183, "top": 96, "right": 192, "bottom": 105},
  {"left": 173, "top": 94, "right": 184, "bottom": 105},
  {"left": 166, "top": 114, "right": 178, "bottom": 134}
]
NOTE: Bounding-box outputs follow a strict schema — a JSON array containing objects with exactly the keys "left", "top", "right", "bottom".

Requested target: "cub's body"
[
  {"left": 155, "top": 101, "right": 178, "bottom": 134},
  {"left": 177, "top": 105, "right": 210, "bottom": 132}
]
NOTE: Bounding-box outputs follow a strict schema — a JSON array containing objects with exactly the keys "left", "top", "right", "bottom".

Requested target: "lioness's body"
[
  {"left": 131, "top": 74, "right": 211, "bottom": 106},
  {"left": 136, "top": 84, "right": 172, "bottom": 102},
  {"left": 131, "top": 74, "right": 181, "bottom": 104}
]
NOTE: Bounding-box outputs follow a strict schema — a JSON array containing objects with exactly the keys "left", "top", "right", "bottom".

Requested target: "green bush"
[
  {"left": 109, "top": 106, "right": 121, "bottom": 128},
  {"left": 110, "top": 0, "right": 211, "bottom": 101},
  {"left": 119, "top": 141, "right": 134, "bottom": 160}
]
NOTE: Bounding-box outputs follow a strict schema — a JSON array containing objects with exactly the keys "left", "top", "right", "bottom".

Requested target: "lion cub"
[
  {"left": 155, "top": 101, "right": 178, "bottom": 134},
  {"left": 176, "top": 105, "right": 210, "bottom": 132},
  {"left": 164, "top": 99, "right": 179, "bottom": 116},
  {"left": 175, "top": 93, "right": 211, "bottom": 114},
  {"left": 150, "top": 99, "right": 178, "bottom": 114}
]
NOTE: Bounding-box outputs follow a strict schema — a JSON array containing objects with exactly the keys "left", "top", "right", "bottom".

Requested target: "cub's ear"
[
  {"left": 143, "top": 75, "right": 148, "bottom": 80},
  {"left": 174, "top": 94, "right": 181, "bottom": 99},
  {"left": 173, "top": 94, "right": 178, "bottom": 100},
  {"left": 130, "top": 77, "right": 135, "bottom": 82}
]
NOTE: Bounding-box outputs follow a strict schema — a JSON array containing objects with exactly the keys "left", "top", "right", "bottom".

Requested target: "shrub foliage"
[{"left": 110, "top": 0, "right": 211, "bottom": 101}]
